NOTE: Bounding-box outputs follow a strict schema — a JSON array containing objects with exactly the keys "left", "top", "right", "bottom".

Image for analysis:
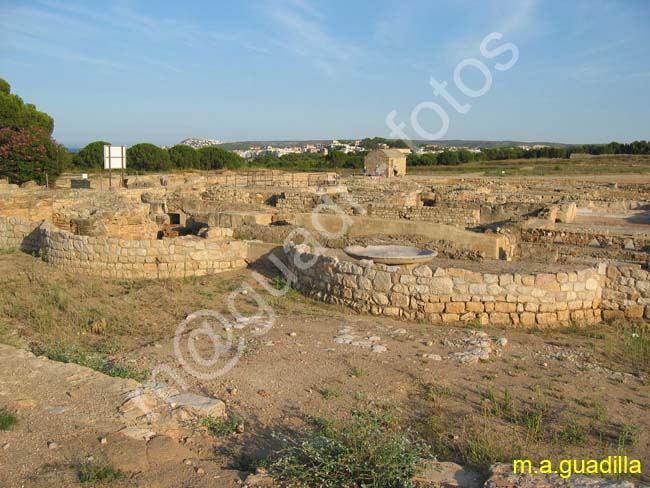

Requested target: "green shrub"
[
  {"left": 168, "top": 144, "right": 200, "bottom": 169},
  {"left": 265, "top": 409, "right": 430, "bottom": 488},
  {"left": 73, "top": 140, "right": 110, "bottom": 170},
  {"left": 78, "top": 462, "right": 123, "bottom": 483},
  {"left": 0, "top": 408, "right": 17, "bottom": 430},
  {"left": 126, "top": 143, "right": 171, "bottom": 171},
  {"left": 203, "top": 412, "right": 244, "bottom": 437},
  {"left": 198, "top": 146, "right": 245, "bottom": 170},
  {"left": 0, "top": 126, "right": 67, "bottom": 185}
]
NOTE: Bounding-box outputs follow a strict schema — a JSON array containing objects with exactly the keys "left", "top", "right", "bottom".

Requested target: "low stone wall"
[
  {"left": 366, "top": 204, "right": 480, "bottom": 227},
  {"left": 0, "top": 216, "right": 249, "bottom": 279},
  {"left": 521, "top": 228, "right": 650, "bottom": 253},
  {"left": 275, "top": 191, "right": 481, "bottom": 227},
  {"left": 0, "top": 216, "right": 42, "bottom": 253},
  {"left": 287, "top": 245, "right": 603, "bottom": 327},
  {"left": 600, "top": 263, "right": 650, "bottom": 320}
]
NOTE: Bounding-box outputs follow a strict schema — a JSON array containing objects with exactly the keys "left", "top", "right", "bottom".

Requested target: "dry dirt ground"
[{"left": 0, "top": 251, "right": 649, "bottom": 486}]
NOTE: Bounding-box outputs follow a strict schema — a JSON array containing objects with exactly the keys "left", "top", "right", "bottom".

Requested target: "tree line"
[
  {"left": 407, "top": 142, "right": 650, "bottom": 166},
  {"left": 72, "top": 141, "right": 245, "bottom": 172}
]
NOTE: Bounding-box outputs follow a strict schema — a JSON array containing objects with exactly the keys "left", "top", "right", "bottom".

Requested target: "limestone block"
[
  {"left": 520, "top": 312, "right": 535, "bottom": 326},
  {"left": 390, "top": 293, "right": 409, "bottom": 308},
  {"left": 490, "top": 312, "right": 511, "bottom": 325},
  {"left": 536, "top": 312, "right": 557, "bottom": 326},
  {"left": 494, "top": 302, "right": 516, "bottom": 313},
  {"left": 373, "top": 271, "right": 392, "bottom": 292},
  {"left": 499, "top": 274, "right": 514, "bottom": 286},
  {"left": 624, "top": 305, "right": 644, "bottom": 319},
  {"left": 413, "top": 265, "right": 432, "bottom": 277},
  {"left": 442, "top": 313, "right": 460, "bottom": 322},
  {"left": 383, "top": 307, "right": 400, "bottom": 317},
  {"left": 424, "top": 303, "right": 445, "bottom": 313}
]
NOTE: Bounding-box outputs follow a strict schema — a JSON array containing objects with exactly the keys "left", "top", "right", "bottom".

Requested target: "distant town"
[{"left": 177, "top": 137, "right": 554, "bottom": 160}]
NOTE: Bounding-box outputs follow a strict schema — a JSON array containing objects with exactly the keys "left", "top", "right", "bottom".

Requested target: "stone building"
[{"left": 364, "top": 149, "right": 407, "bottom": 177}]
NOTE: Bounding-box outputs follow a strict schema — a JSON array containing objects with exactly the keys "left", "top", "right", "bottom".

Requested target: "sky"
[{"left": 1, "top": 0, "right": 649, "bottom": 147}]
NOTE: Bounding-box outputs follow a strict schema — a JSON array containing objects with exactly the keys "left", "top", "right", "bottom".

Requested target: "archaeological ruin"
[{"left": 1, "top": 170, "right": 648, "bottom": 327}]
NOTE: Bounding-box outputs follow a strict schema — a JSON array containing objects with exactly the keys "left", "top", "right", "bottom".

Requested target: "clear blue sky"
[{"left": 1, "top": 0, "right": 649, "bottom": 147}]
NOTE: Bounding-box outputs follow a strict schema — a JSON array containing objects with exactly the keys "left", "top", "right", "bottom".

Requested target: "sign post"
[{"left": 103, "top": 145, "right": 127, "bottom": 189}]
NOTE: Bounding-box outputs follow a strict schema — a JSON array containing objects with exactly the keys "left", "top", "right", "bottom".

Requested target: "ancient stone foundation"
[
  {"left": 0, "top": 216, "right": 248, "bottom": 279},
  {"left": 286, "top": 245, "right": 618, "bottom": 327}
]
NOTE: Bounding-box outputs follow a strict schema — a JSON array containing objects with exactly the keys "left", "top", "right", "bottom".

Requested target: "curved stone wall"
[
  {"left": 287, "top": 245, "right": 604, "bottom": 327},
  {"left": 0, "top": 216, "right": 248, "bottom": 279}
]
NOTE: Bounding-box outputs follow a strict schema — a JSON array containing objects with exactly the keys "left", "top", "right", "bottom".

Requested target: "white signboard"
[{"left": 103, "top": 145, "right": 126, "bottom": 170}]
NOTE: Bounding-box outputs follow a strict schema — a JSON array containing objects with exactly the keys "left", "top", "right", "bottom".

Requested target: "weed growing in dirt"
[
  {"left": 481, "top": 388, "right": 549, "bottom": 442},
  {"left": 0, "top": 409, "right": 17, "bottom": 430},
  {"left": 554, "top": 418, "right": 588, "bottom": 445},
  {"left": 616, "top": 424, "right": 640, "bottom": 454},
  {"left": 320, "top": 388, "right": 341, "bottom": 400},
  {"left": 77, "top": 462, "right": 123, "bottom": 483},
  {"left": 203, "top": 412, "right": 244, "bottom": 437},
  {"left": 264, "top": 408, "right": 431, "bottom": 488},
  {"left": 36, "top": 344, "right": 149, "bottom": 381},
  {"left": 459, "top": 428, "right": 511, "bottom": 474},
  {"left": 349, "top": 366, "right": 363, "bottom": 378},
  {"left": 272, "top": 275, "right": 288, "bottom": 290},
  {"left": 622, "top": 325, "right": 650, "bottom": 374},
  {"left": 421, "top": 382, "right": 453, "bottom": 401}
]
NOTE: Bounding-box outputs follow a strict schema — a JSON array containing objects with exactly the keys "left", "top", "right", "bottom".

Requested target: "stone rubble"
[{"left": 333, "top": 326, "right": 389, "bottom": 353}]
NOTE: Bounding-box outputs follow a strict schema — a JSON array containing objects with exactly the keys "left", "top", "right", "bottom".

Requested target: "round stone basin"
[{"left": 342, "top": 245, "right": 438, "bottom": 265}]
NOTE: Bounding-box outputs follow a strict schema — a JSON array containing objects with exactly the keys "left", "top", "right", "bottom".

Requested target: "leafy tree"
[
  {"left": 126, "top": 143, "right": 171, "bottom": 171},
  {"left": 73, "top": 140, "right": 110, "bottom": 170},
  {"left": 198, "top": 146, "right": 244, "bottom": 170},
  {"left": 361, "top": 137, "right": 408, "bottom": 149},
  {"left": 0, "top": 78, "right": 54, "bottom": 134},
  {"left": 0, "top": 127, "right": 67, "bottom": 184},
  {"left": 168, "top": 144, "right": 200, "bottom": 169}
]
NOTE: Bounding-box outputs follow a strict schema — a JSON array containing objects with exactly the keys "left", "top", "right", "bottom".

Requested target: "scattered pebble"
[
  {"left": 99, "top": 437, "right": 107, "bottom": 445},
  {"left": 47, "top": 441, "right": 58, "bottom": 450}
]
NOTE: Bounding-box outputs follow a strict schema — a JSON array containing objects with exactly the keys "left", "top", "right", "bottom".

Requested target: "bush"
[
  {"left": 0, "top": 126, "right": 67, "bottom": 185},
  {"left": 168, "top": 144, "right": 200, "bottom": 169},
  {"left": 0, "top": 408, "right": 17, "bottom": 431},
  {"left": 203, "top": 412, "right": 244, "bottom": 437},
  {"left": 198, "top": 146, "right": 244, "bottom": 170},
  {"left": 78, "top": 462, "right": 123, "bottom": 483},
  {"left": 126, "top": 143, "right": 171, "bottom": 171},
  {"left": 73, "top": 140, "right": 110, "bottom": 170},
  {"left": 265, "top": 409, "right": 430, "bottom": 487}
]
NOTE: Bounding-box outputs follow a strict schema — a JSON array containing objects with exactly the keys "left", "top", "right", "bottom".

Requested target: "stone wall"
[
  {"left": 0, "top": 216, "right": 248, "bottom": 279},
  {"left": 600, "top": 263, "right": 650, "bottom": 320},
  {"left": 521, "top": 228, "right": 650, "bottom": 252},
  {"left": 275, "top": 191, "right": 481, "bottom": 227},
  {"left": 287, "top": 245, "right": 603, "bottom": 327},
  {"left": 365, "top": 203, "right": 480, "bottom": 227},
  {"left": 0, "top": 216, "right": 42, "bottom": 253}
]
